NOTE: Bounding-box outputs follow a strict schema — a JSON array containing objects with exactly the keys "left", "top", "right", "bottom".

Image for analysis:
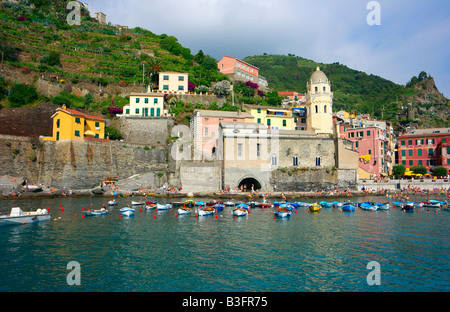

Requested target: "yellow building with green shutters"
[
  {"left": 243, "top": 104, "right": 295, "bottom": 130},
  {"left": 44, "top": 105, "right": 106, "bottom": 141}
]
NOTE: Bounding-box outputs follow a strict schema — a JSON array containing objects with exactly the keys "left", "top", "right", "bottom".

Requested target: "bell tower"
[{"left": 305, "top": 67, "right": 333, "bottom": 135}]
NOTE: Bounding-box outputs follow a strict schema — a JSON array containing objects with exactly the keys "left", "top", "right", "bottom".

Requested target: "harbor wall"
[
  {"left": 0, "top": 135, "right": 169, "bottom": 190},
  {"left": 357, "top": 179, "right": 450, "bottom": 192}
]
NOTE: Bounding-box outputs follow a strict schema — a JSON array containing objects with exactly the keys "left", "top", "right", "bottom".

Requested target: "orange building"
[{"left": 217, "top": 56, "right": 268, "bottom": 90}]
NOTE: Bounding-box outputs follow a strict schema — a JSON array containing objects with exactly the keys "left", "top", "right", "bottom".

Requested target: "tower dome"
[{"left": 310, "top": 66, "right": 329, "bottom": 83}]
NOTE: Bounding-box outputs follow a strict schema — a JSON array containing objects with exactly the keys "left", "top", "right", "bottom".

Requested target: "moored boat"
[
  {"left": 146, "top": 201, "right": 157, "bottom": 207},
  {"left": 171, "top": 202, "right": 182, "bottom": 208},
  {"left": 0, "top": 207, "right": 51, "bottom": 226},
  {"left": 274, "top": 207, "right": 292, "bottom": 218},
  {"left": 84, "top": 208, "right": 108, "bottom": 217},
  {"left": 309, "top": 203, "right": 321, "bottom": 212},
  {"left": 224, "top": 201, "right": 235, "bottom": 207},
  {"left": 247, "top": 201, "right": 259, "bottom": 207},
  {"left": 320, "top": 201, "right": 332, "bottom": 208},
  {"left": 120, "top": 207, "right": 135, "bottom": 216},
  {"left": 421, "top": 201, "right": 441, "bottom": 208},
  {"left": 108, "top": 199, "right": 118, "bottom": 206},
  {"left": 360, "top": 202, "right": 377, "bottom": 211},
  {"left": 197, "top": 207, "right": 216, "bottom": 216},
  {"left": 258, "top": 203, "right": 271, "bottom": 208},
  {"left": 183, "top": 200, "right": 195, "bottom": 208},
  {"left": 131, "top": 201, "right": 145, "bottom": 206},
  {"left": 342, "top": 204, "right": 355, "bottom": 212},
  {"left": 177, "top": 207, "right": 192, "bottom": 215},
  {"left": 156, "top": 203, "right": 172, "bottom": 210},
  {"left": 232, "top": 207, "right": 248, "bottom": 217},
  {"left": 213, "top": 203, "right": 224, "bottom": 210},
  {"left": 195, "top": 201, "right": 206, "bottom": 207},
  {"left": 332, "top": 201, "right": 343, "bottom": 208}
]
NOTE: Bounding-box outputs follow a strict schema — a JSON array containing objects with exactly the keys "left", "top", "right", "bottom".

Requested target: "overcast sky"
[{"left": 88, "top": 0, "right": 450, "bottom": 97}]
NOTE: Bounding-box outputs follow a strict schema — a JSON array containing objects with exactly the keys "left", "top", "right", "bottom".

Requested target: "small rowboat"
[
  {"left": 421, "top": 201, "right": 441, "bottom": 208},
  {"left": 206, "top": 200, "right": 223, "bottom": 206},
  {"left": 146, "top": 201, "right": 157, "bottom": 207},
  {"left": 309, "top": 203, "right": 321, "bottom": 212},
  {"left": 171, "top": 202, "right": 183, "bottom": 208},
  {"left": 402, "top": 203, "right": 415, "bottom": 211},
  {"left": 195, "top": 201, "right": 206, "bottom": 207},
  {"left": 183, "top": 200, "right": 195, "bottom": 208},
  {"left": 213, "top": 203, "right": 224, "bottom": 210},
  {"left": 156, "top": 203, "right": 172, "bottom": 210},
  {"left": 332, "top": 201, "right": 343, "bottom": 208},
  {"left": 360, "top": 202, "right": 377, "bottom": 211},
  {"left": 232, "top": 207, "right": 248, "bottom": 217},
  {"left": 0, "top": 207, "right": 51, "bottom": 226},
  {"left": 274, "top": 207, "right": 292, "bottom": 218},
  {"left": 177, "top": 207, "right": 192, "bottom": 215},
  {"left": 224, "top": 201, "right": 235, "bottom": 207},
  {"left": 197, "top": 207, "right": 216, "bottom": 216},
  {"left": 320, "top": 201, "right": 333, "bottom": 208},
  {"left": 342, "top": 204, "right": 355, "bottom": 212},
  {"left": 108, "top": 200, "right": 118, "bottom": 206},
  {"left": 258, "top": 203, "right": 271, "bottom": 208},
  {"left": 84, "top": 208, "right": 108, "bottom": 217},
  {"left": 247, "top": 201, "right": 259, "bottom": 207},
  {"left": 120, "top": 207, "right": 135, "bottom": 216},
  {"left": 131, "top": 201, "right": 145, "bottom": 206}
]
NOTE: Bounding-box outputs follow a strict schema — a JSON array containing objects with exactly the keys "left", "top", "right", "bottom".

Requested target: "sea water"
[{"left": 0, "top": 195, "right": 448, "bottom": 292}]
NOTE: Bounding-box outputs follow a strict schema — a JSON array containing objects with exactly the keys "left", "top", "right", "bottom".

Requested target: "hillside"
[
  {"left": 0, "top": 0, "right": 226, "bottom": 110},
  {"left": 244, "top": 54, "right": 450, "bottom": 128}
]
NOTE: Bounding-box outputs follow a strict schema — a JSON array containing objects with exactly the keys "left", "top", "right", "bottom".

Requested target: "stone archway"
[{"left": 238, "top": 177, "right": 262, "bottom": 191}]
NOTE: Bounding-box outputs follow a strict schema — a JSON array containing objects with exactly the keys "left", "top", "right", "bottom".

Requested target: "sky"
[{"left": 88, "top": 0, "right": 450, "bottom": 97}]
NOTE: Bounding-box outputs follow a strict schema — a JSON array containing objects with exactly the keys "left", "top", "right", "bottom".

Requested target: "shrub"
[
  {"left": 8, "top": 83, "right": 38, "bottom": 107},
  {"left": 392, "top": 164, "right": 406, "bottom": 177},
  {"left": 118, "top": 80, "right": 128, "bottom": 87},
  {"left": 40, "top": 51, "right": 61, "bottom": 67},
  {"left": 431, "top": 166, "right": 448, "bottom": 177},
  {"left": 20, "top": 66, "right": 31, "bottom": 74}
]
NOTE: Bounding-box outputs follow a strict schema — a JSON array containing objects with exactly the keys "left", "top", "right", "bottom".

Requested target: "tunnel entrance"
[{"left": 238, "top": 178, "right": 261, "bottom": 191}]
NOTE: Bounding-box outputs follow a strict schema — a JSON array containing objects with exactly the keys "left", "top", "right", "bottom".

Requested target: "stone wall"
[
  {"left": 0, "top": 135, "right": 168, "bottom": 189},
  {"left": 179, "top": 161, "right": 222, "bottom": 193},
  {"left": 271, "top": 168, "right": 357, "bottom": 191},
  {"left": 112, "top": 117, "right": 173, "bottom": 146}
]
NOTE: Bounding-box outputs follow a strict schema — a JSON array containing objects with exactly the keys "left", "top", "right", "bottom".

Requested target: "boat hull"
[
  {"left": 0, "top": 214, "right": 51, "bottom": 226},
  {"left": 232, "top": 209, "right": 248, "bottom": 217},
  {"left": 177, "top": 208, "right": 191, "bottom": 215}
]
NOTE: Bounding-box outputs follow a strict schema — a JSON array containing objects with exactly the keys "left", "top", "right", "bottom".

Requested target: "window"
[
  {"left": 315, "top": 87, "right": 318, "bottom": 92},
  {"left": 428, "top": 149, "right": 434, "bottom": 156},
  {"left": 257, "top": 118, "right": 261, "bottom": 124},
  {"left": 95, "top": 134, "right": 99, "bottom": 139},
  {"left": 283, "top": 120, "right": 287, "bottom": 127},
  {"left": 150, "top": 108, "right": 154, "bottom": 117},
  {"left": 409, "top": 160, "right": 413, "bottom": 166},
  {"left": 135, "top": 108, "right": 139, "bottom": 114},
  {"left": 324, "top": 105, "right": 327, "bottom": 113},
  {"left": 368, "top": 149, "right": 372, "bottom": 155},
  {"left": 293, "top": 156, "right": 298, "bottom": 166},
  {"left": 418, "top": 160, "right": 423, "bottom": 166},
  {"left": 154, "top": 98, "right": 158, "bottom": 104},
  {"left": 95, "top": 122, "right": 99, "bottom": 127},
  {"left": 205, "top": 127, "right": 208, "bottom": 136},
  {"left": 359, "top": 131, "right": 364, "bottom": 138},
  {"left": 75, "top": 117, "right": 81, "bottom": 124},
  {"left": 136, "top": 98, "right": 140, "bottom": 103},
  {"left": 163, "top": 75, "right": 169, "bottom": 80},
  {"left": 418, "top": 149, "right": 422, "bottom": 156},
  {"left": 257, "top": 109, "right": 261, "bottom": 113},
  {"left": 238, "top": 143, "right": 243, "bottom": 157},
  {"left": 156, "top": 108, "right": 161, "bottom": 116},
  {"left": 355, "top": 141, "right": 359, "bottom": 149},
  {"left": 315, "top": 105, "right": 318, "bottom": 113},
  {"left": 301, "top": 118, "right": 306, "bottom": 124},
  {"left": 56, "top": 119, "right": 60, "bottom": 128},
  {"left": 178, "top": 76, "right": 184, "bottom": 81},
  {"left": 323, "top": 86, "right": 326, "bottom": 92},
  {"left": 178, "top": 85, "right": 184, "bottom": 91},
  {"left": 367, "top": 130, "right": 371, "bottom": 136},
  {"left": 163, "top": 85, "right": 169, "bottom": 90},
  {"left": 408, "top": 150, "right": 413, "bottom": 156},
  {"left": 408, "top": 140, "right": 412, "bottom": 145},
  {"left": 56, "top": 132, "right": 59, "bottom": 141},
  {"left": 267, "top": 119, "right": 271, "bottom": 126},
  {"left": 143, "top": 108, "right": 148, "bottom": 116},
  {"left": 417, "top": 139, "right": 423, "bottom": 145},
  {"left": 125, "top": 109, "right": 130, "bottom": 114},
  {"left": 315, "top": 157, "right": 321, "bottom": 166},
  {"left": 75, "top": 130, "right": 80, "bottom": 137},
  {"left": 402, "top": 160, "right": 406, "bottom": 166},
  {"left": 257, "top": 144, "right": 261, "bottom": 157},
  {"left": 145, "top": 98, "right": 149, "bottom": 104},
  {"left": 447, "top": 146, "right": 450, "bottom": 155},
  {"left": 401, "top": 140, "right": 405, "bottom": 146},
  {"left": 448, "top": 159, "right": 450, "bottom": 165},
  {"left": 272, "top": 156, "right": 277, "bottom": 166}
]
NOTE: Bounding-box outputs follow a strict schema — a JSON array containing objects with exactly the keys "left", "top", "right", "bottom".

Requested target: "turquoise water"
[{"left": 0, "top": 196, "right": 449, "bottom": 292}]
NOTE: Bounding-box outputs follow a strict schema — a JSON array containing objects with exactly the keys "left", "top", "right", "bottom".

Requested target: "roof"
[
  {"left": 310, "top": 67, "right": 329, "bottom": 84},
  {"left": 52, "top": 107, "right": 106, "bottom": 122},
  {"left": 219, "top": 56, "right": 259, "bottom": 70},
  {"left": 194, "top": 110, "right": 254, "bottom": 119},
  {"left": 159, "top": 71, "right": 189, "bottom": 75},
  {"left": 399, "top": 128, "right": 450, "bottom": 137},
  {"left": 130, "top": 92, "right": 164, "bottom": 97},
  {"left": 243, "top": 104, "right": 291, "bottom": 111}
]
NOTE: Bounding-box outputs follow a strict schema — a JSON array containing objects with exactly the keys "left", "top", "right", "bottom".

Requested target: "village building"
[
  {"left": 158, "top": 71, "right": 189, "bottom": 94},
  {"left": 217, "top": 56, "right": 268, "bottom": 91},
  {"left": 44, "top": 105, "right": 106, "bottom": 142},
  {"left": 244, "top": 104, "right": 295, "bottom": 130},
  {"left": 122, "top": 92, "right": 166, "bottom": 117}
]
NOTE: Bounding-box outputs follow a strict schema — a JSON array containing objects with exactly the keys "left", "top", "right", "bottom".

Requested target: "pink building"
[
  {"left": 190, "top": 110, "right": 254, "bottom": 160},
  {"left": 336, "top": 120, "right": 392, "bottom": 179},
  {"left": 278, "top": 91, "right": 305, "bottom": 102},
  {"left": 217, "top": 56, "right": 268, "bottom": 90}
]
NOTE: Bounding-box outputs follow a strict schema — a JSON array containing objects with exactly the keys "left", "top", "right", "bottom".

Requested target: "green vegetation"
[
  {"left": 411, "top": 165, "right": 427, "bottom": 175},
  {"left": 393, "top": 164, "right": 406, "bottom": 177},
  {"left": 431, "top": 166, "right": 448, "bottom": 177},
  {"left": 8, "top": 83, "right": 39, "bottom": 107}
]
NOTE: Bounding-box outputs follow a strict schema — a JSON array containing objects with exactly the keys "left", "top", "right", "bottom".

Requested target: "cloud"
[{"left": 91, "top": 0, "right": 450, "bottom": 96}]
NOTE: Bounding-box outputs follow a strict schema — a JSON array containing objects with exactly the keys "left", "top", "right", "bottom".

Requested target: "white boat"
[
  {"left": 156, "top": 203, "right": 172, "bottom": 210},
  {"left": 224, "top": 201, "right": 235, "bottom": 207},
  {"left": 197, "top": 207, "right": 215, "bottom": 216},
  {"left": 120, "top": 207, "right": 135, "bottom": 216},
  {"left": 131, "top": 201, "right": 145, "bottom": 206},
  {"left": 232, "top": 207, "right": 248, "bottom": 217},
  {"left": 177, "top": 207, "right": 192, "bottom": 215},
  {"left": 274, "top": 207, "right": 292, "bottom": 218},
  {"left": 84, "top": 208, "right": 108, "bottom": 217},
  {"left": 108, "top": 200, "right": 118, "bottom": 206},
  {"left": 0, "top": 207, "right": 51, "bottom": 226}
]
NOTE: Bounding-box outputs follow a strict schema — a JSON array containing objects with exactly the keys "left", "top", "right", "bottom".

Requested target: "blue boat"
[
  {"left": 213, "top": 203, "right": 224, "bottom": 210},
  {"left": 236, "top": 203, "right": 249, "bottom": 210},
  {"left": 360, "top": 202, "right": 377, "bottom": 211},
  {"left": 320, "top": 201, "right": 333, "bottom": 208},
  {"left": 342, "top": 204, "right": 355, "bottom": 212},
  {"left": 273, "top": 201, "right": 284, "bottom": 208},
  {"left": 195, "top": 201, "right": 206, "bottom": 207},
  {"left": 332, "top": 201, "right": 343, "bottom": 208},
  {"left": 365, "top": 201, "right": 389, "bottom": 210}
]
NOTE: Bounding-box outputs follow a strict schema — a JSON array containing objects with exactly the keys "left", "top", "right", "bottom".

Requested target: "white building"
[{"left": 158, "top": 72, "right": 189, "bottom": 93}]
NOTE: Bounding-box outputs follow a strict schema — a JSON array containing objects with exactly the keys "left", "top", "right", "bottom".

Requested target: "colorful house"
[
  {"left": 44, "top": 105, "right": 106, "bottom": 141},
  {"left": 244, "top": 104, "right": 294, "bottom": 130},
  {"left": 217, "top": 56, "right": 268, "bottom": 90},
  {"left": 397, "top": 128, "right": 450, "bottom": 172},
  {"left": 158, "top": 71, "right": 189, "bottom": 93},
  {"left": 122, "top": 92, "right": 165, "bottom": 117}
]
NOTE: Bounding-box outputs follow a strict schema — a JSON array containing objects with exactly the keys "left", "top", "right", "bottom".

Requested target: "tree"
[
  {"left": 8, "top": 83, "right": 38, "bottom": 107},
  {"left": 418, "top": 71, "right": 428, "bottom": 81},
  {"left": 431, "top": 166, "right": 447, "bottom": 177},
  {"left": 40, "top": 51, "right": 61, "bottom": 67},
  {"left": 392, "top": 164, "right": 406, "bottom": 177},
  {"left": 212, "top": 80, "right": 231, "bottom": 96},
  {"left": 411, "top": 165, "right": 427, "bottom": 175}
]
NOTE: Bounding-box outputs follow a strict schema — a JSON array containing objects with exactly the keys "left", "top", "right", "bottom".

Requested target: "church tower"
[{"left": 305, "top": 67, "right": 333, "bottom": 135}]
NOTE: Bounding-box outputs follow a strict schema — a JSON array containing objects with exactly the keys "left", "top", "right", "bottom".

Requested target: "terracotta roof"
[{"left": 53, "top": 107, "right": 106, "bottom": 121}]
